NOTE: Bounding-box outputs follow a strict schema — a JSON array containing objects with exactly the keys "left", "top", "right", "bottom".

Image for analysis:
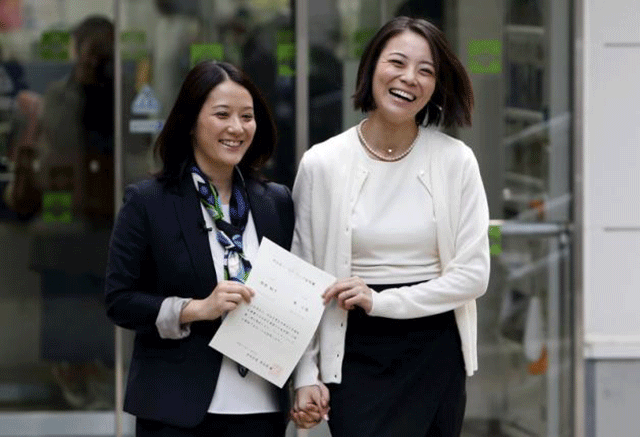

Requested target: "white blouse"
[
  {"left": 205, "top": 203, "right": 279, "bottom": 414},
  {"left": 351, "top": 145, "right": 441, "bottom": 284}
]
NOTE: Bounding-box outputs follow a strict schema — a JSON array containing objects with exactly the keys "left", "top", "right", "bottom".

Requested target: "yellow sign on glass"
[
  {"left": 39, "top": 31, "right": 70, "bottom": 61},
  {"left": 352, "top": 29, "right": 376, "bottom": 59},
  {"left": 190, "top": 44, "right": 224, "bottom": 67},
  {"left": 121, "top": 31, "right": 147, "bottom": 61},
  {"left": 468, "top": 40, "right": 502, "bottom": 74},
  {"left": 42, "top": 192, "right": 72, "bottom": 223},
  {"left": 276, "top": 30, "right": 295, "bottom": 77},
  {"left": 488, "top": 224, "right": 502, "bottom": 256}
]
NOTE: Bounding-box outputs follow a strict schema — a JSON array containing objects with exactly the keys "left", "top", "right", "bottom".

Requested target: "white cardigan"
[{"left": 292, "top": 126, "right": 490, "bottom": 388}]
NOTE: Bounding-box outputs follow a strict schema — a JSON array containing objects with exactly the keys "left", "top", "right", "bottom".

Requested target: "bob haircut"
[
  {"left": 154, "top": 61, "right": 277, "bottom": 182},
  {"left": 353, "top": 16, "right": 474, "bottom": 128}
]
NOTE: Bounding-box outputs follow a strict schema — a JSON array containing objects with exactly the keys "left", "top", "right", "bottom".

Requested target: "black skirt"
[{"left": 327, "top": 282, "right": 466, "bottom": 437}]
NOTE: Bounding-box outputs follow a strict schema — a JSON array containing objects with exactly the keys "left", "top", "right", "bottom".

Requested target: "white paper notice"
[{"left": 209, "top": 238, "right": 335, "bottom": 387}]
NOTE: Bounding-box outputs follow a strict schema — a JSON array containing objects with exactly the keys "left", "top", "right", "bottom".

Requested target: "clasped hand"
[
  {"left": 290, "top": 383, "right": 330, "bottom": 429},
  {"left": 290, "top": 278, "right": 372, "bottom": 428}
]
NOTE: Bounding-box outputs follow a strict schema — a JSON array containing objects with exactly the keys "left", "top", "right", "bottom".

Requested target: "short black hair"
[
  {"left": 71, "top": 15, "right": 114, "bottom": 85},
  {"left": 154, "top": 61, "right": 277, "bottom": 182},
  {"left": 353, "top": 16, "right": 474, "bottom": 128}
]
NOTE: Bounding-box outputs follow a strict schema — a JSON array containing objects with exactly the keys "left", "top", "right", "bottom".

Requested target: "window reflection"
[{"left": 0, "top": 13, "right": 115, "bottom": 411}]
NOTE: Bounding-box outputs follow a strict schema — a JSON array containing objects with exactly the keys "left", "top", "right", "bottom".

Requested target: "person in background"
[
  {"left": 105, "top": 61, "right": 294, "bottom": 436},
  {"left": 0, "top": 43, "right": 30, "bottom": 183},
  {"left": 290, "top": 16, "right": 490, "bottom": 437},
  {"left": 2, "top": 15, "right": 116, "bottom": 409}
]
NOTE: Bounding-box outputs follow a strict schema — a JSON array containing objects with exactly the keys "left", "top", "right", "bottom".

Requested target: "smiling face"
[
  {"left": 370, "top": 30, "right": 436, "bottom": 125},
  {"left": 192, "top": 79, "right": 256, "bottom": 179}
]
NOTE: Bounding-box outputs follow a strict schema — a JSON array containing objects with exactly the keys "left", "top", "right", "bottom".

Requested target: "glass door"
[
  {"left": 447, "top": 0, "right": 574, "bottom": 435},
  {"left": 0, "top": 1, "right": 118, "bottom": 434}
]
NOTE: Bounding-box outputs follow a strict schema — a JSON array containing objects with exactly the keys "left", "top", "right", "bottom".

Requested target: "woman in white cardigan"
[{"left": 289, "top": 17, "right": 490, "bottom": 437}]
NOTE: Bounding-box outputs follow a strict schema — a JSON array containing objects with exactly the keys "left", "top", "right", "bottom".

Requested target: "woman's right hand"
[
  {"left": 180, "top": 280, "right": 254, "bottom": 323},
  {"left": 323, "top": 276, "right": 373, "bottom": 313}
]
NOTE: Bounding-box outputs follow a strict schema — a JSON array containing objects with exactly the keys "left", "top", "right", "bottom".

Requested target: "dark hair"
[
  {"left": 154, "top": 61, "right": 277, "bottom": 182},
  {"left": 353, "top": 16, "right": 474, "bottom": 128},
  {"left": 69, "top": 16, "right": 114, "bottom": 138},
  {"left": 72, "top": 16, "right": 114, "bottom": 86}
]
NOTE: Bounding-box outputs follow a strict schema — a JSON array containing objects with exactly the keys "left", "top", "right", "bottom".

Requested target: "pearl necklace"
[{"left": 356, "top": 119, "right": 420, "bottom": 162}]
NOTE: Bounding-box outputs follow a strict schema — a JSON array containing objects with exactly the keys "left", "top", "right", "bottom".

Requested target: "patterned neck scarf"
[{"left": 191, "top": 164, "right": 251, "bottom": 377}]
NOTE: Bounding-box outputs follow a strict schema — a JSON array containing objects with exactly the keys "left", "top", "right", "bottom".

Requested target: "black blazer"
[{"left": 105, "top": 174, "right": 294, "bottom": 428}]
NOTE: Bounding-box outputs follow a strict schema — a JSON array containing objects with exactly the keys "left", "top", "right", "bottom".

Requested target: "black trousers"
[{"left": 136, "top": 412, "right": 286, "bottom": 437}]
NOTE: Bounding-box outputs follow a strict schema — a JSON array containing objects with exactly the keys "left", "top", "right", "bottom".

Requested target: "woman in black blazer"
[{"left": 105, "top": 61, "right": 294, "bottom": 437}]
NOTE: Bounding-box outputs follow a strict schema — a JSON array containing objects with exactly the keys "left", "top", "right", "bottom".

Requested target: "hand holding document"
[{"left": 209, "top": 238, "right": 335, "bottom": 387}]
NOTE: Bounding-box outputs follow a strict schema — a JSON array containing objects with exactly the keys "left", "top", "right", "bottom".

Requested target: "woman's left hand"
[{"left": 323, "top": 277, "right": 373, "bottom": 313}]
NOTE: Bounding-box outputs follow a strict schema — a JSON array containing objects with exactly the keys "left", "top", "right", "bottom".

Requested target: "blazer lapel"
[
  {"left": 246, "top": 179, "right": 268, "bottom": 242},
  {"left": 173, "top": 176, "right": 217, "bottom": 299}
]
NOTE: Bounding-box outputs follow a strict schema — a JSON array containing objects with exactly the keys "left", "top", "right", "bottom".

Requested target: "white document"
[{"left": 209, "top": 237, "right": 335, "bottom": 388}]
